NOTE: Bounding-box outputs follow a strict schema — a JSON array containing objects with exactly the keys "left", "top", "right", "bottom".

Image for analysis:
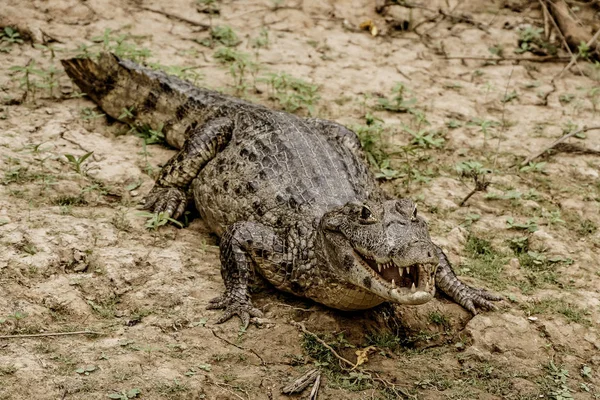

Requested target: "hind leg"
[{"left": 142, "top": 117, "right": 233, "bottom": 219}]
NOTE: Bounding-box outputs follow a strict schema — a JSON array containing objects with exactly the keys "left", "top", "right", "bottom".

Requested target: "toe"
[
  {"left": 215, "top": 309, "right": 235, "bottom": 324},
  {"left": 240, "top": 312, "right": 250, "bottom": 330}
]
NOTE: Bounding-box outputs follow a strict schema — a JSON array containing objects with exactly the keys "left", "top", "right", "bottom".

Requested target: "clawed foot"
[
  {"left": 140, "top": 186, "right": 187, "bottom": 220},
  {"left": 458, "top": 285, "right": 503, "bottom": 315},
  {"left": 206, "top": 294, "right": 263, "bottom": 329}
]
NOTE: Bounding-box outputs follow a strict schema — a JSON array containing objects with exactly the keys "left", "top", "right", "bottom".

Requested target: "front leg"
[
  {"left": 435, "top": 246, "right": 502, "bottom": 314},
  {"left": 142, "top": 117, "right": 234, "bottom": 219},
  {"left": 207, "top": 221, "right": 285, "bottom": 328}
]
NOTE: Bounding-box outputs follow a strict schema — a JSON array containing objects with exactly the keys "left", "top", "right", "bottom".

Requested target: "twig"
[
  {"left": 0, "top": 331, "right": 102, "bottom": 339},
  {"left": 290, "top": 321, "right": 354, "bottom": 368},
  {"left": 521, "top": 126, "right": 600, "bottom": 166},
  {"left": 139, "top": 6, "right": 210, "bottom": 29},
  {"left": 212, "top": 382, "right": 246, "bottom": 400},
  {"left": 308, "top": 373, "right": 321, "bottom": 400},
  {"left": 209, "top": 328, "right": 267, "bottom": 366},
  {"left": 371, "top": 373, "right": 418, "bottom": 400},
  {"left": 539, "top": 0, "right": 584, "bottom": 77},
  {"left": 443, "top": 55, "right": 570, "bottom": 62},
  {"left": 554, "top": 27, "right": 600, "bottom": 81},
  {"left": 282, "top": 368, "right": 320, "bottom": 394},
  {"left": 541, "top": 0, "right": 551, "bottom": 41}
]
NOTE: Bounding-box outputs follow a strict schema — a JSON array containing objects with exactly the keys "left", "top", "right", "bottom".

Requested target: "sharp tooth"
[
  {"left": 405, "top": 267, "right": 410, "bottom": 275},
  {"left": 411, "top": 283, "right": 416, "bottom": 292},
  {"left": 425, "top": 282, "right": 430, "bottom": 292},
  {"left": 391, "top": 279, "right": 396, "bottom": 288},
  {"left": 378, "top": 264, "right": 382, "bottom": 273},
  {"left": 399, "top": 267, "right": 403, "bottom": 277}
]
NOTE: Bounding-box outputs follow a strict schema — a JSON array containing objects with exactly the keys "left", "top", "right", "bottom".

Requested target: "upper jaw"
[{"left": 353, "top": 251, "right": 438, "bottom": 304}]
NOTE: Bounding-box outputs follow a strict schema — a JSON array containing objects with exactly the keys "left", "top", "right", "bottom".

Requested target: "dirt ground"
[{"left": 1, "top": 0, "right": 600, "bottom": 399}]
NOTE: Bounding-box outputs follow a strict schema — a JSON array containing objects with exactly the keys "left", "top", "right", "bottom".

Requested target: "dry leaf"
[
  {"left": 352, "top": 345, "right": 376, "bottom": 370},
  {"left": 359, "top": 20, "right": 378, "bottom": 37}
]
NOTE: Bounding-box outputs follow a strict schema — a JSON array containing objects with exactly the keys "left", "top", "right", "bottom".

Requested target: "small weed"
[
  {"left": 353, "top": 114, "right": 388, "bottom": 168},
  {"left": 200, "top": 25, "right": 240, "bottom": 48},
  {"left": 520, "top": 161, "right": 546, "bottom": 173},
  {"left": 197, "top": 0, "right": 220, "bottom": 15},
  {"left": 581, "top": 365, "right": 592, "bottom": 379},
  {"left": 364, "top": 332, "right": 403, "bottom": 352},
  {"left": 577, "top": 219, "right": 597, "bottom": 236},
  {"left": 6, "top": 311, "right": 27, "bottom": 330},
  {"left": 75, "top": 365, "right": 97, "bottom": 376},
  {"left": 112, "top": 209, "right": 133, "bottom": 232},
  {"left": 467, "top": 118, "right": 500, "bottom": 141},
  {"left": 0, "top": 27, "right": 23, "bottom": 46},
  {"left": 64, "top": 151, "right": 94, "bottom": 174},
  {"left": 501, "top": 90, "right": 519, "bottom": 103},
  {"left": 485, "top": 189, "right": 522, "bottom": 201},
  {"left": 461, "top": 213, "right": 481, "bottom": 227},
  {"left": 428, "top": 311, "right": 450, "bottom": 328},
  {"left": 251, "top": 28, "right": 270, "bottom": 51},
  {"left": 488, "top": 44, "right": 504, "bottom": 57},
  {"left": 541, "top": 361, "right": 573, "bottom": 399},
  {"left": 376, "top": 82, "right": 417, "bottom": 113},
  {"left": 460, "top": 236, "right": 508, "bottom": 289},
  {"left": 446, "top": 119, "right": 462, "bottom": 129},
  {"left": 302, "top": 333, "right": 341, "bottom": 371},
  {"left": 261, "top": 71, "right": 320, "bottom": 115},
  {"left": 577, "top": 41, "right": 592, "bottom": 61},
  {"left": 456, "top": 161, "right": 491, "bottom": 206},
  {"left": 508, "top": 236, "right": 529, "bottom": 254},
  {"left": 91, "top": 28, "right": 151, "bottom": 62},
  {"left": 515, "top": 26, "right": 556, "bottom": 55},
  {"left": 415, "top": 371, "right": 454, "bottom": 391},
  {"left": 402, "top": 125, "right": 445, "bottom": 149},
  {"left": 522, "top": 299, "right": 591, "bottom": 326},
  {"left": 80, "top": 107, "right": 105, "bottom": 121},
  {"left": 544, "top": 210, "right": 565, "bottom": 226},
  {"left": 33, "top": 43, "right": 63, "bottom": 60},
  {"left": 136, "top": 211, "right": 183, "bottom": 230},
  {"left": 214, "top": 47, "right": 259, "bottom": 95},
  {"left": 157, "top": 379, "right": 190, "bottom": 398},
  {"left": 8, "top": 61, "right": 45, "bottom": 102},
  {"left": 559, "top": 93, "right": 575, "bottom": 104},
  {"left": 135, "top": 124, "right": 165, "bottom": 145},
  {"left": 52, "top": 195, "right": 86, "bottom": 207},
  {"left": 506, "top": 217, "right": 538, "bottom": 232}
]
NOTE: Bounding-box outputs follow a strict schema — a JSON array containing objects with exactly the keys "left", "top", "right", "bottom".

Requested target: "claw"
[
  {"left": 206, "top": 294, "right": 263, "bottom": 329},
  {"left": 140, "top": 186, "right": 187, "bottom": 221}
]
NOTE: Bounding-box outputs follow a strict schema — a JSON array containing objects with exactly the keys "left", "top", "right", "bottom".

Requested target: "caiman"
[{"left": 61, "top": 53, "right": 501, "bottom": 328}]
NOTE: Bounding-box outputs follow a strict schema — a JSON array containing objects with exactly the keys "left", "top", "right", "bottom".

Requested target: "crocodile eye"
[
  {"left": 359, "top": 205, "right": 376, "bottom": 223},
  {"left": 411, "top": 205, "right": 418, "bottom": 221}
]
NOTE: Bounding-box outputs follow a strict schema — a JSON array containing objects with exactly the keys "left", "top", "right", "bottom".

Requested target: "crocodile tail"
[
  {"left": 61, "top": 52, "right": 203, "bottom": 149},
  {"left": 61, "top": 53, "right": 121, "bottom": 106}
]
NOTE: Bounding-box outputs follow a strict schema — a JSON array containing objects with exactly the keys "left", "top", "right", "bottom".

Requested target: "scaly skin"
[{"left": 62, "top": 53, "right": 502, "bottom": 328}]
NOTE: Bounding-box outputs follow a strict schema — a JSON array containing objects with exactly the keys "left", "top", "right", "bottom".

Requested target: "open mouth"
[{"left": 356, "top": 252, "right": 436, "bottom": 293}]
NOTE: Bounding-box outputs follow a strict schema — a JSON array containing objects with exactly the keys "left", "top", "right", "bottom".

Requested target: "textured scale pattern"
[{"left": 62, "top": 53, "right": 501, "bottom": 328}]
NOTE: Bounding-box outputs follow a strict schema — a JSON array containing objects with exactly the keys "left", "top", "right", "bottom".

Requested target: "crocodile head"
[{"left": 320, "top": 199, "right": 439, "bottom": 306}]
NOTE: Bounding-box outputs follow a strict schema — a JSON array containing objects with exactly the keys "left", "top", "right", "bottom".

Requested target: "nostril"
[{"left": 427, "top": 251, "right": 432, "bottom": 258}]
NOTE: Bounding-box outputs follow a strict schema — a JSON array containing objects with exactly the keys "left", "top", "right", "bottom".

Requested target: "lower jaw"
[{"left": 388, "top": 289, "right": 434, "bottom": 305}]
